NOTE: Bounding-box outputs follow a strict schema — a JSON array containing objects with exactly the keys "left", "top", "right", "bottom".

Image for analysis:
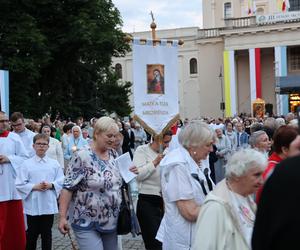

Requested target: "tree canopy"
[{"left": 0, "top": 0, "right": 131, "bottom": 119}]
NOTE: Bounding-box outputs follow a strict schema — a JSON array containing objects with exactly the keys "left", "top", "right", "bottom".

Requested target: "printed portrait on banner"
[
  {"left": 147, "top": 64, "right": 165, "bottom": 94},
  {"left": 253, "top": 102, "right": 265, "bottom": 118}
]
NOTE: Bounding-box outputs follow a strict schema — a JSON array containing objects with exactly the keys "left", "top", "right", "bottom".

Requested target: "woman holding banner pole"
[{"left": 130, "top": 131, "right": 172, "bottom": 250}]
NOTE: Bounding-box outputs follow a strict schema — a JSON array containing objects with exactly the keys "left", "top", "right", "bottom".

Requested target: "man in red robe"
[{"left": 0, "top": 111, "right": 28, "bottom": 250}]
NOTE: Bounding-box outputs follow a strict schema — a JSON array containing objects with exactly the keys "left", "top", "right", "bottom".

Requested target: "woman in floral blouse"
[{"left": 58, "top": 117, "right": 122, "bottom": 250}]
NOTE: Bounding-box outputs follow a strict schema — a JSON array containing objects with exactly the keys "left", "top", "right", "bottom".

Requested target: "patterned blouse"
[{"left": 63, "top": 147, "right": 122, "bottom": 232}]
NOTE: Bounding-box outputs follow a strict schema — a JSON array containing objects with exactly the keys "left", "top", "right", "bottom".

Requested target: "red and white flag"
[{"left": 278, "top": 0, "right": 290, "bottom": 12}]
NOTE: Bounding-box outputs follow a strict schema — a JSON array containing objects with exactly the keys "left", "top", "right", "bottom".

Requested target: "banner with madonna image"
[
  {"left": 132, "top": 38, "right": 179, "bottom": 136},
  {"left": 0, "top": 70, "right": 9, "bottom": 115}
]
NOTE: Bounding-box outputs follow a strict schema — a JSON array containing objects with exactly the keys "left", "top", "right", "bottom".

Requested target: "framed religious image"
[
  {"left": 252, "top": 99, "right": 265, "bottom": 118},
  {"left": 147, "top": 64, "right": 165, "bottom": 94}
]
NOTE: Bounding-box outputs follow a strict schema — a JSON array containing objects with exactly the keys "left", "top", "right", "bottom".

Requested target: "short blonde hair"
[
  {"left": 93, "top": 116, "right": 119, "bottom": 140},
  {"left": 225, "top": 148, "right": 267, "bottom": 178},
  {"left": 178, "top": 120, "right": 214, "bottom": 149}
]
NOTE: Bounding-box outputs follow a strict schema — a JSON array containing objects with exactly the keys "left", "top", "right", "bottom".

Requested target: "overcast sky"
[{"left": 112, "top": 0, "right": 203, "bottom": 33}]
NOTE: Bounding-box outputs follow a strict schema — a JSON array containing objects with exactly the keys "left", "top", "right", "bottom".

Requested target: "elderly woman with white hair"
[
  {"left": 192, "top": 148, "right": 267, "bottom": 250},
  {"left": 63, "top": 125, "right": 88, "bottom": 161},
  {"left": 58, "top": 117, "right": 122, "bottom": 250},
  {"left": 249, "top": 130, "right": 271, "bottom": 157},
  {"left": 157, "top": 121, "right": 215, "bottom": 250}
]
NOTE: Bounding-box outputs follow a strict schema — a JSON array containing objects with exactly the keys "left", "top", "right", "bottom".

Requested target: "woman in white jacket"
[
  {"left": 157, "top": 121, "right": 215, "bottom": 250},
  {"left": 192, "top": 148, "right": 267, "bottom": 250}
]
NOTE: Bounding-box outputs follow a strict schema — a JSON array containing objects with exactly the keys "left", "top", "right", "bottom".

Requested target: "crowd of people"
[{"left": 1, "top": 109, "right": 300, "bottom": 250}]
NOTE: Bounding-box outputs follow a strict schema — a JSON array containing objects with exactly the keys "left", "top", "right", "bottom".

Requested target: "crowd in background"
[{"left": 1, "top": 109, "right": 300, "bottom": 250}]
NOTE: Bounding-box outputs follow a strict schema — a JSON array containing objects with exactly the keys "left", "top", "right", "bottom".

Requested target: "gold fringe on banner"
[{"left": 133, "top": 114, "right": 181, "bottom": 138}]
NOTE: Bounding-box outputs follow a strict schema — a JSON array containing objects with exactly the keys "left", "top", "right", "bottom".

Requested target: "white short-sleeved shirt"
[{"left": 157, "top": 146, "right": 214, "bottom": 250}]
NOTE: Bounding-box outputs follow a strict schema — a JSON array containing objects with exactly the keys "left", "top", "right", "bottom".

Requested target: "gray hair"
[
  {"left": 178, "top": 120, "right": 214, "bottom": 149},
  {"left": 225, "top": 148, "right": 267, "bottom": 178},
  {"left": 288, "top": 119, "right": 298, "bottom": 128},
  {"left": 72, "top": 125, "right": 82, "bottom": 135},
  {"left": 275, "top": 117, "right": 286, "bottom": 129},
  {"left": 93, "top": 116, "right": 118, "bottom": 139},
  {"left": 264, "top": 117, "right": 276, "bottom": 130},
  {"left": 249, "top": 130, "right": 267, "bottom": 148}
]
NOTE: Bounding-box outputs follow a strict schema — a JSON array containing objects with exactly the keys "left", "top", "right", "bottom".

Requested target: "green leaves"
[{"left": 0, "top": 0, "right": 130, "bottom": 119}]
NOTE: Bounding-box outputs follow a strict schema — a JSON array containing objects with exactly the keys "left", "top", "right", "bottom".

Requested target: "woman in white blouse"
[
  {"left": 157, "top": 121, "right": 215, "bottom": 250},
  {"left": 41, "top": 124, "right": 64, "bottom": 169},
  {"left": 192, "top": 148, "right": 267, "bottom": 250}
]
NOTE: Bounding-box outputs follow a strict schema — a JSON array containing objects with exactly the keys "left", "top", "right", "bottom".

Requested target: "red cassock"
[{"left": 0, "top": 131, "right": 26, "bottom": 250}]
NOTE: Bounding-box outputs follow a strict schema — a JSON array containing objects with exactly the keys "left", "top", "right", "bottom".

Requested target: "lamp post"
[{"left": 219, "top": 66, "right": 225, "bottom": 118}]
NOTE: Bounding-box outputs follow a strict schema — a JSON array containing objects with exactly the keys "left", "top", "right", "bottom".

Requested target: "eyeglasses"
[
  {"left": 11, "top": 123, "right": 23, "bottom": 127},
  {"left": 35, "top": 143, "right": 49, "bottom": 147},
  {"left": 0, "top": 119, "right": 9, "bottom": 123}
]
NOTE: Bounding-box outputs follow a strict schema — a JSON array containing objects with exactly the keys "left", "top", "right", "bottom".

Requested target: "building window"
[
  {"left": 289, "top": 0, "right": 300, "bottom": 11},
  {"left": 224, "top": 2, "right": 232, "bottom": 19},
  {"left": 288, "top": 47, "right": 300, "bottom": 72},
  {"left": 115, "top": 63, "right": 122, "bottom": 79},
  {"left": 190, "top": 58, "right": 198, "bottom": 74}
]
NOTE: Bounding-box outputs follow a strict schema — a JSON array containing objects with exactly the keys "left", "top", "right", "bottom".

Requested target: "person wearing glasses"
[
  {"left": 16, "top": 133, "right": 64, "bottom": 250},
  {"left": 156, "top": 121, "right": 215, "bottom": 250},
  {"left": 10, "top": 112, "right": 36, "bottom": 157},
  {"left": 0, "top": 111, "right": 28, "bottom": 250}
]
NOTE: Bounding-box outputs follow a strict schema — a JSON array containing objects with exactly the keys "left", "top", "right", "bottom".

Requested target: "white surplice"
[
  {"left": 13, "top": 128, "right": 36, "bottom": 157},
  {"left": 15, "top": 155, "right": 64, "bottom": 215},
  {"left": 0, "top": 132, "right": 28, "bottom": 202},
  {"left": 46, "top": 137, "right": 64, "bottom": 169}
]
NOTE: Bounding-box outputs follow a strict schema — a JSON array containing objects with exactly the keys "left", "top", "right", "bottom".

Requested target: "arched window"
[
  {"left": 115, "top": 63, "right": 122, "bottom": 79},
  {"left": 190, "top": 58, "right": 198, "bottom": 74},
  {"left": 224, "top": 2, "right": 232, "bottom": 19}
]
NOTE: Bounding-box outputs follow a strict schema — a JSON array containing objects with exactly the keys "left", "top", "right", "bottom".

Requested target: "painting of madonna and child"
[{"left": 147, "top": 64, "right": 165, "bottom": 95}]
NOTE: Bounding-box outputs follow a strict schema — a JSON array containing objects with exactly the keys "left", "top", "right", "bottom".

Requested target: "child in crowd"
[{"left": 16, "top": 133, "right": 64, "bottom": 250}]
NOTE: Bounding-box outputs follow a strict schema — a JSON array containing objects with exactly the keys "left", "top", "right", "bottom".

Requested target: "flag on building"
[
  {"left": 248, "top": 0, "right": 256, "bottom": 15},
  {"left": 277, "top": 0, "right": 290, "bottom": 12}
]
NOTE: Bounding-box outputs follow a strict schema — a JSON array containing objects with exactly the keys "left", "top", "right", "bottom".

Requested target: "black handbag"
[{"left": 117, "top": 184, "right": 131, "bottom": 235}]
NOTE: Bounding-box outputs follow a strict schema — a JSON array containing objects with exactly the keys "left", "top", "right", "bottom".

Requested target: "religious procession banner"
[
  {"left": 0, "top": 70, "right": 9, "bottom": 114},
  {"left": 252, "top": 98, "right": 265, "bottom": 118},
  {"left": 133, "top": 38, "right": 179, "bottom": 135}
]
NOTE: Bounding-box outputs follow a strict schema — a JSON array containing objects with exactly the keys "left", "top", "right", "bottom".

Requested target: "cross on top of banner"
[
  {"left": 131, "top": 17, "right": 182, "bottom": 141},
  {"left": 125, "top": 12, "right": 184, "bottom": 47}
]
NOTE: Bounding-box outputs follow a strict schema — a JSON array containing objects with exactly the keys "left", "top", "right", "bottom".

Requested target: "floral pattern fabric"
[{"left": 63, "top": 147, "right": 122, "bottom": 232}]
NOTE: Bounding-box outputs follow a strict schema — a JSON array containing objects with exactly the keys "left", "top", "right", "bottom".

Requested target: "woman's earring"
[{"left": 193, "top": 151, "right": 197, "bottom": 155}]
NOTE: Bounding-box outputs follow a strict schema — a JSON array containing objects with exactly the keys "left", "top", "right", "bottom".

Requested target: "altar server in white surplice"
[
  {"left": 10, "top": 111, "right": 36, "bottom": 157},
  {"left": 0, "top": 111, "right": 28, "bottom": 250},
  {"left": 16, "top": 133, "right": 64, "bottom": 250}
]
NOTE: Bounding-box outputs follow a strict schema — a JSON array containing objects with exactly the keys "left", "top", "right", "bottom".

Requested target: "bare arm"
[
  {"left": 58, "top": 189, "right": 73, "bottom": 234},
  {"left": 176, "top": 199, "right": 200, "bottom": 222}
]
